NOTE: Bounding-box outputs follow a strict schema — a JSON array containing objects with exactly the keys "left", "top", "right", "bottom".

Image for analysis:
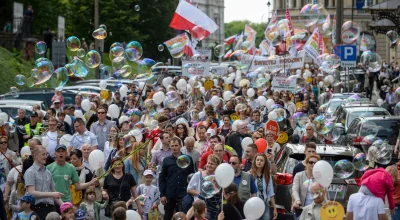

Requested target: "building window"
[{"left": 366, "top": 0, "right": 373, "bottom": 6}]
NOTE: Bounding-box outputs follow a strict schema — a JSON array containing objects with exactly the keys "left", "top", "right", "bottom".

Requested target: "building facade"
[
  {"left": 195, "top": 0, "right": 225, "bottom": 47},
  {"left": 273, "top": 0, "right": 399, "bottom": 63}
]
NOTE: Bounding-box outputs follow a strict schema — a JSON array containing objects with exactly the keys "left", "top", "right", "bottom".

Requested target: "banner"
[
  {"left": 303, "top": 28, "right": 321, "bottom": 65},
  {"left": 271, "top": 76, "right": 297, "bottom": 92},
  {"left": 247, "top": 50, "right": 305, "bottom": 72},
  {"left": 259, "top": 40, "right": 269, "bottom": 56},
  {"left": 264, "top": 11, "right": 278, "bottom": 46},
  {"left": 181, "top": 56, "right": 210, "bottom": 77},
  {"left": 164, "top": 33, "right": 189, "bottom": 57},
  {"left": 210, "top": 66, "right": 227, "bottom": 75}
]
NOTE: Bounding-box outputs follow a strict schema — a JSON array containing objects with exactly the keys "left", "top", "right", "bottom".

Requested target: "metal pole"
[
  {"left": 94, "top": 0, "right": 100, "bottom": 79},
  {"left": 335, "top": 0, "right": 343, "bottom": 45}
]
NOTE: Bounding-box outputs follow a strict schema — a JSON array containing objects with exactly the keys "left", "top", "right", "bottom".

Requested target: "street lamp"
[{"left": 267, "top": 1, "right": 271, "bottom": 21}]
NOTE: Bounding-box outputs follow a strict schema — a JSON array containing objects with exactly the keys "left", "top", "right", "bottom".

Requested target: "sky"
[{"left": 224, "top": 0, "right": 273, "bottom": 23}]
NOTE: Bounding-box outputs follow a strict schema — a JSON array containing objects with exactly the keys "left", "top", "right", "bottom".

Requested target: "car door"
[{"left": 345, "top": 119, "right": 360, "bottom": 146}]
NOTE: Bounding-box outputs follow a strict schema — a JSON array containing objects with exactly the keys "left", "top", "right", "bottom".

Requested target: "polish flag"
[
  {"left": 170, "top": 0, "right": 218, "bottom": 39},
  {"left": 224, "top": 34, "right": 237, "bottom": 45},
  {"left": 183, "top": 37, "right": 199, "bottom": 57},
  {"left": 223, "top": 49, "right": 233, "bottom": 59}
]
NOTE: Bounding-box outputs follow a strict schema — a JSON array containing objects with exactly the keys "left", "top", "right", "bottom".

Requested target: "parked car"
[
  {"left": 274, "top": 144, "right": 362, "bottom": 216},
  {"left": 0, "top": 100, "right": 47, "bottom": 110},
  {"left": 334, "top": 106, "right": 390, "bottom": 132},
  {"left": 339, "top": 116, "right": 400, "bottom": 161},
  {"left": 0, "top": 89, "right": 77, "bottom": 108},
  {"left": 0, "top": 104, "right": 45, "bottom": 120}
]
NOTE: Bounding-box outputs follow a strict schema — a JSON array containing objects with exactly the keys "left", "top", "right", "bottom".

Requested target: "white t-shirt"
[
  {"left": 347, "top": 192, "right": 385, "bottom": 220},
  {"left": 46, "top": 131, "right": 58, "bottom": 158},
  {"left": 86, "top": 203, "right": 95, "bottom": 219}
]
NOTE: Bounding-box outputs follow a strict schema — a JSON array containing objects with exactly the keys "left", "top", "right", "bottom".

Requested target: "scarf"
[
  {"left": 256, "top": 175, "right": 268, "bottom": 202},
  {"left": 75, "top": 164, "right": 86, "bottom": 184}
]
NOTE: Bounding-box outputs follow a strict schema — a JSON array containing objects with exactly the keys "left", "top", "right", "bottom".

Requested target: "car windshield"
[
  {"left": 347, "top": 111, "right": 389, "bottom": 127},
  {"left": 327, "top": 101, "right": 343, "bottom": 114},
  {"left": 360, "top": 120, "right": 400, "bottom": 145}
]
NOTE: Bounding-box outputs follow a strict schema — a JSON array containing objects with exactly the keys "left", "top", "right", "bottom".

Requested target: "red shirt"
[
  {"left": 198, "top": 150, "right": 229, "bottom": 169},
  {"left": 148, "top": 128, "right": 162, "bottom": 148}
]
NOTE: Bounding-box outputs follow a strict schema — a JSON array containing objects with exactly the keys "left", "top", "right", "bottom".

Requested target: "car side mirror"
[{"left": 334, "top": 123, "right": 346, "bottom": 135}]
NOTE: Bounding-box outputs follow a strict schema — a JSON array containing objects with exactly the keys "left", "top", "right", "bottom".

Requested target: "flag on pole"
[
  {"left": 224, "top": 34, "right": 237, "bottom": 45},
  {"left": 317, "top": 29, "right": 324, "bottom": 55},
  {"left": 170, "top": 0, "right": 218, "bottom": 39},
  {"left": 285, "top": 2, "right": 297, "bottom": 56},
  {"left": 234, "top": 33, "right": 244, "bottom": 51},
  {"left": 360, "top": 34, "right": 368, "bottom": 51},
  {"left": 285, "top": 3, "right": 295, "bottom": 37},
  {"left": 164, "top": 33, "right": 198, "bottom": 57},
  {"left": 223, "top": 49, "right": 233, "bottom": 59},
  {"left": 331, "top": 15, "right": 336, "bottom": 46},
  {"left": 264, "top": 11, "right": 278, "bottom": 46}
]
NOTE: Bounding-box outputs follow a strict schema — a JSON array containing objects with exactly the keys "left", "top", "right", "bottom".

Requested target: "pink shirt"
[{"left": 361, "top": 168, "right": 395, "bottom": 210}]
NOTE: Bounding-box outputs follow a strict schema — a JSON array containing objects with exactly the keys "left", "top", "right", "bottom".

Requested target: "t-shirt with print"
[
  {"left": 136, "top": 184, "right": 160, "bottom": 214},
  {"left": 86, "top": 203, "right": 95, "bottom": 220},
  {"left": 47, "top": 162, "right": 80, "bottom": 202}
]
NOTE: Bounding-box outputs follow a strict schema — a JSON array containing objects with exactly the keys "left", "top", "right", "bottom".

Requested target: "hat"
[
  {"left": 55, "top": 144, "right": 67, "bottom": 151},
  {"left": 143, "top": 169, "right": 154, "bottom": 177},
  {"left": 30, "top": 112, "right": 38, "bottom": 117},
  {"left": 20, "top": 194, "right": 35, "bottom": 205},
  {"left": 206, "top": 128, "right": 216, "bottom": 136},
  {"left": 127, "top": 109, "right": 142, "bottom": 117},
  {"left": 60, "top": 202, "right": 73, "bottom": 213},
  {"left": 53, "top": 99, "right": 60, "bottom": 104},
  {"left": 75, "top": 209, "right": 87, "bottom": 220}
]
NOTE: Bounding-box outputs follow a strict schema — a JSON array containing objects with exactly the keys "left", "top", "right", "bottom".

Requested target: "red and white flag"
[
  {"left": 224, "top": 34, "right": 237, "bottom": 45},
  {"left": 285, "top": 3, "right": 295, "bottom": 37},
  {"left": 183, "top": 35, "right": 199, "bottom": 57},
  {"left": 170, "top": 0, "right": 218, "bottom": 39},
  {"left": 223, "top": 49, "right": 233, "bottom": 59}
]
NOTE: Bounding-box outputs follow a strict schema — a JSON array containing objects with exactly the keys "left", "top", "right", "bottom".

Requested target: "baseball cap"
[
  {"left": 53, "top": 99, "right": 61, "bottom": 104},
  {"left": 75, "top": 209, "right": 87, "bottom": 220},
  {"left": 60, "top": 202, "right": 73, "bottom": 213},
  {"left": 206, "top": 129, "right": 216, "bottom": 136},
  {"left": 30, "top": 112, "right": 38, "bottom": 117},
  {"left": 20, "top": 194, "right": 35, "bottom": 205},
  {"left": 55, "top": 144, "right": 67, "bottom": 151},
  {"left": 143, "top": 169, "right": 154, "bottom": 177}
]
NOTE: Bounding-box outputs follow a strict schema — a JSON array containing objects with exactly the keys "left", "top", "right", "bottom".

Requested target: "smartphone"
[{"left": 267, "top": 148, "right": 272, "bottom": 154}]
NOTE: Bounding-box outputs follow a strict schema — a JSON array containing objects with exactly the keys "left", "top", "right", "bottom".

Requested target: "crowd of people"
[{"left": 0, "top": 61, "right": 400, "bottom": 220}]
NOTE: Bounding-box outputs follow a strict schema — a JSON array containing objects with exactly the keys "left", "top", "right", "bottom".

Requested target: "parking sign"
[{"left": 340, "top": 45, "right": 357, "bottom": 68}]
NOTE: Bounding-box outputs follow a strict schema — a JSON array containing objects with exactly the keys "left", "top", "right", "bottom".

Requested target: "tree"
[{"left": 225, "top": 20, "right": 266, "bottom": 48}]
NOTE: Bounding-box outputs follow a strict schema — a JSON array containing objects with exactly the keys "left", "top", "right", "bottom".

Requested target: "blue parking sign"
[{"left": 340, "top": 45, "right": 357, "bottom": 67}]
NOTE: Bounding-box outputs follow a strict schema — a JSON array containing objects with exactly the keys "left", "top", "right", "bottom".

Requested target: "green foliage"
[
  {"left": 0, "top": 47, "right": 34, "bottom": 94},
  {"left": 225, "top": 20, "right": 266, "bottom": 48}
]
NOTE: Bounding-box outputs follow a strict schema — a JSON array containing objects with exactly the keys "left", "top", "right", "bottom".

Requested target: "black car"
[
  {"left": 273, "top": 144, "right": 362, "bottom": 218},
  {"left": 0, "top": 89, "right": 77, "bottom": 107}
]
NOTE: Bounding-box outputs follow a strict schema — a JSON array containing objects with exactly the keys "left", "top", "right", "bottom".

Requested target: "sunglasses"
[
  {"left": 229, "top": 161, "right": 238, "bottom": 165},
  {"left": 306, "top": 129, "right": 312, "bottom": 131},
  {"left": 97, "top": 112, "right": 106, "bottom": 114},
  {"left": 308, "top": 161, "right": 317, "bottom": 165},
  {"left": 254, "top": 136, "right": 261, "bottom": 139},
  {"left": 0, "top": 142, "right": 7, "bottom": 144}
]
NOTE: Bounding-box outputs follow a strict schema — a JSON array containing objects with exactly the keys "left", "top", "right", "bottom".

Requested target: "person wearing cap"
[
  {"left": 24, "top": 145, "right": 63, "bottom": 219},
  {"left": 90, "top": 106, "right": 116, "bottom": 151},
  {"left": 75, "top": 208, "right": 87, "bottom": 220},
  {"left": 136, "top": 169, "right": 160, "bottom": 220},
  {"left": 47, "top": 144, "right": 98, "bottom": 203},
  {"left": 226, "top": 121, "right": 251, "bottom": 159},
  {"left": 60, "top": 202, "right": 75, "bottom": 219},
  {"left": 68, "top": 118, "right": 98, "bottom": 152},
  {"left": 52, "top": 99, "right": 62, "bottom": 114},
  {"left": 17, "top": 194, "right": 40, "bottom": 219},
  {"left": 22, "top": 111, "right": 43, "bottom": 145}
]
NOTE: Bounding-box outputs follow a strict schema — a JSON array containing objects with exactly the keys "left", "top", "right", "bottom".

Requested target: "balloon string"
[
  {"left": 97, "top": 138, "right": 153, "bottom": 180},
  {"left": 332, "top": 188, "right": 338, "bottom": 202}
]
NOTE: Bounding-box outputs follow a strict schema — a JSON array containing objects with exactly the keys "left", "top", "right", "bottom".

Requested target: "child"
[
  {"left": 75, "top": 209, "right": 86, "bottom": 220},
  {"left": 79, "top": 188, "right": 108, "bottom": 220},
  {"left": 172, "top": 212, "right": 187, "bottom": 220},
  {"left": 147, "top": 162, "right": 159, "bottom": 186},
  {"left": 193, "top": 200, "right": 207, "bottom": 220},
  {"left": 16, "top": 194, "right": 39, "bottom": 220},
  {"left": 45, "top": 212, "right": 61, "bottom": 220},
  {"left": 9, "top": 173, "right": 26, "bottom": 220},
  {"left": 60, "top": 202, "right": 76, "bottom": 220},
  {"left": 112, "top": 207, "right": 126, "bottom": 220},
  {"left": 52, "top": 89, "right": 65, "bottom": 108},
  {"left": 136, "top": 170, "right": 160, "bottom": 220}
]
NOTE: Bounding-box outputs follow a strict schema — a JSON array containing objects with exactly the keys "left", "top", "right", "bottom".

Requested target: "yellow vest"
[{"left": 24, "top": 123, "right": 43, "bottom": 144}]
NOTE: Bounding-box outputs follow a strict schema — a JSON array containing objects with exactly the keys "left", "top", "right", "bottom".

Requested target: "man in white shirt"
[
  {"left": 45, "top": 117, "right": 61, "bottom": 158},
  {"left": 346, "top": 185, "right": 387, "bottom": 220},
  {"left": 299, "top": 182, "right": 327, "bottom": 220}
]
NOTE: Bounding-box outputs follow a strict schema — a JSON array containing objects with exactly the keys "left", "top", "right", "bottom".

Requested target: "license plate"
[{"left": 328, "top": 184, "right": 343, "bottom": 192}]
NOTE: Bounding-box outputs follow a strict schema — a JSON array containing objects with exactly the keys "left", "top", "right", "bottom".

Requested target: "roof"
[
  {"left": 358, "top": 115, "right": 400, "bottom": 121},
  {"left": 286, "top": 144, "right": 355, "bottom": 156},
  {"left": 341, "top": 102, "right": 377, "bottom": 108},
  {"left": 345, "top": 107, "right": 388, "bottom": 113},
  {"left": 332, "top": 93, "right": 365, "bottom": 99}
]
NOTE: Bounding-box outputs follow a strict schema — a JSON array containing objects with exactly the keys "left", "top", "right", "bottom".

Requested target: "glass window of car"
[
  {"left": 361, "top": 119, "right": 400, "bottom": 145},
  {"left": 327, "top": 100, "right": 343, "bottom": 115},
  {"left": 347, "top": 111, "right": 389, "bottom": 127},
  {"left": 347, "top": 118, "right": 361, "bottom": 135}
]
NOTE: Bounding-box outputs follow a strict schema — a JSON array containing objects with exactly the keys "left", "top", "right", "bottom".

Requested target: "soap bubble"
[
  {"left": 110, "top": 42, "right": 123, "bottom": 51},
  {"left": 334, "top": 159, "right": 355, "bottom": 178},
  {"left": 112, "top": 57, "right": 127, "bottom": 70},
  {"left": 177, "top": 155, "right": 191, "bottom": 168},
  {"left": 84, "top": 50, "right": 101, "bottom": 68},
  {"left": 92, "top": 28, "right": 107, "bottom": 40},
  {"left": 138, "top": 58, "right": 156, "bottom": 74},
  {"left": 99, "top": 24, "right": 107, "bottom": 31},
  {"left": 158, "top": 44, "right": 164, "bottom": 52},
  {"left": 35, "top": 41, "right": 47, "bottom": 54},
  {"left": 352, "top": 153, "right": 368, "bottom": 171},
  {"left": 15, "top": 75, "right": 26, "bottom": 86},
  {"left": 360, "top": 51, "right": 382, "bottom": 72},
  {"left": 168, "top": 42, "right": 185, "bottom": 58},
  {"left": 313, "top": 115, "right": 333, "bottom": 135},
  {"left": 26, "top": 77, "right": 36, "bottom": 88},
  {"left": 10, "top": 87, "right": 19, "bottom": 98},
  {"left": 341, "top": 21, "right": 361, "bottom": 44},
  {"left": 125, "top": 41, "right": 143, "bottom": 61},
  {"left": 386, "top": 30, "right": 398, "bottom": 44},
  {"left": 116, "top": 65, "right": 132, "bottom": 78},
  {"left": 201, "top": 175, "right": 221, "bottom": 196},
  {"left": 72, "top": 58, "right": 89, "bottom": 77},
  {"left": 191, "top": 26, "right": 207, "bottom": 40},
  {"left": 77, "top": 48, "right": 86, "bottom": 58},
  {"left": 134, "top": 5, "right": 140, "bottom": 11},
  {"left": 293, "top": 112, "right": 309, "bottom": 131},
  {"left": 66, "top": 36, "right": 81, "bottom": 51},
  {"left": 51, "top": 67, "right": 69, "bottom": 88},
  {"left": 214, "top": 44, "right": 225, "bottom": 58}
]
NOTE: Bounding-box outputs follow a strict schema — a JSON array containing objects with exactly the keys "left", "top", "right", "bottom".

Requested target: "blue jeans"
[
  {"left": 392, "top": 205, "right": 400, "bottom": 220},
  {"left": 260, "top": 205, "right": 270, "bottom": 220}
]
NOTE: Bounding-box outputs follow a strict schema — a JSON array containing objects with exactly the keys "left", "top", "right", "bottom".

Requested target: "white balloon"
[
  {"left": 247, "top": 88, "right": 255, "bottom": 97},
  {"left": 268, "top": 111, "right": 278, "bottom": 120},
  {"left": 74, "top": 110, "right": 84, "bottom": 118},
  {"left": 215, "top": 163, "right": 235, "bottom": 188},
  {"left": 162, "top": 77, "right": 173, "bottom": 88},
  {"left": 81, "top": 99, "right": 91, "bottom": 112},
  {"left": 64, "top": 114, "right": 72, "bottom": 126},
  {"left": 126, "top": 210, "right": 141, "bottom": 220},
  {"left": 20, "top": 146, "right": 31, "bottom": 156},
  {"left": 296, "top": 69, "right": 301, "bottom": 75},
  {"left": 257, "top": 96, "right": 267, "bottom": 106},
  {"left": 223, "top": 91, "right": 233, "bottom": 101},
  {"left": 186, "top": 84, "right": 192, "bottom": 92},
  {"left": 232, "top": 120, "right": 238, "bottom": 131},
  {"left": 176, "top": 79, "right": 187, "bottom": 91},
  {"left": 243, "top": 197, "right": 266, "bottom": 220},
  {"left": 226, "top": 77, "right": 234, "bottom": 84},
  {"left": 319, "top": 81, "right": 324, "bottom": 87},
  {"left": 228, "top": 66, "right": 234, "bottom": 73},
  {"left": 327, "top": 75, "right": 334, "bottom": 84},
  {"left": 138, "top": 82, "right": 145, "bottom": 90},
  {"left": 42, "top": 137, "right": 49, "bottom": 148},
  {"left": 312, "top": 160, "right": 334, "bottom": 188},
  {"left": 305, "top": 64, "right": 310, "bottom": 68},
  {"left": 59, "top": 134, "right": 73, "bottom": 147},
  {"left": 89, "top": 150, "right": 105, "bottom": 171},
  {"left": 119, "top": 115, "right": 129, "bottom": 124},
  {"left": 213, "top": 79, "right": 219, "bottom": 87},
  {"left": 158, "top": 204, "right": 165, "bottom": 214},
  {"left": 303, "top": 71, "right": 311, "bottom": 79},
  {"left": 120, "top": 85, "right": 128, "bottom": 97},
  {"left": 153, "top": 91, "right": 166, "bottom": 105},
  {"left": 241, "top": 137, "right": 254, "bottom": 151},
  {"left": 99, "top": 80, "right": 107, "bottom": 89},
  {"left": 108, "top": 104, "right": 120, "bottom": 118},
  {"left": 211, "top": 96, "right": 220, "bottom": 107},
  {"left": 265, "top": 99, "right": 275, "bottom": 110},
  {"left": 377, "top": 99, "right": 384, "bottom": 106},
  {"left": 200, "top": 87, "right": 206, "bottom": 94},
  {"left": 0, "top": 112, "right": 8, "bottom": 122}
]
